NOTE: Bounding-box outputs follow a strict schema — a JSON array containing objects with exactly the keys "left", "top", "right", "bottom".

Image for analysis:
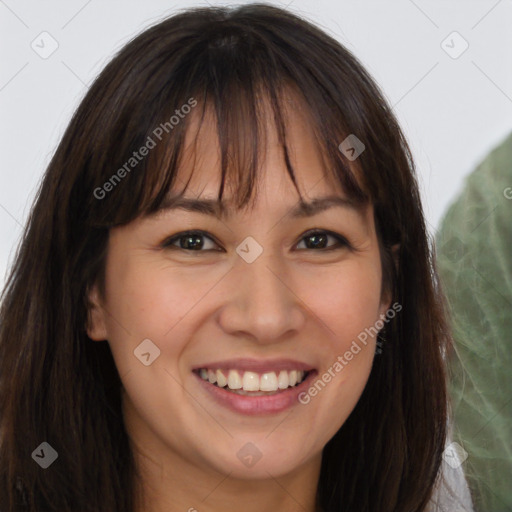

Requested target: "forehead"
[
  {"left": 168, "top": 91, "right": 355, "bottom": 208},
  {"left": 149, "top": 111, "right": 371, "bottom": 225}
]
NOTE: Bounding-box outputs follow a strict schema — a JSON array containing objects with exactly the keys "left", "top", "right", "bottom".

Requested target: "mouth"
[
  {"left": 193, "top": 368, "right": 313, "bottom": 396},
  {"left": 191, "top": 362, "right": 318, "bottom": 415}
]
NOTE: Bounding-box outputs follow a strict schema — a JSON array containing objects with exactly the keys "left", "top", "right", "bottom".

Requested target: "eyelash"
[{"left": 161, "top": 229, "right": 351, "bottom": 253}]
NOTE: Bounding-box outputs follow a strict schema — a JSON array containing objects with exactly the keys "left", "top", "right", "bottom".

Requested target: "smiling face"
[{"left": 86, "top": 96, "right": 392, "bottom": 501}]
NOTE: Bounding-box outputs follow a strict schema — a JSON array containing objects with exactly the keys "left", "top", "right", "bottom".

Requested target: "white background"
[{"left": 1, "top": 0, "right": 512, "bottom": 291}]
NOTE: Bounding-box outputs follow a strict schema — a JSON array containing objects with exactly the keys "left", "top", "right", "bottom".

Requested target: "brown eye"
[
  {"left": 163, "top": 231, "right": 221, "bottom": 251},
  {"left": 296, "top": 230, "right": 350, "bottom": 251},
  {"left": 162, "top": 229, "right": 350, "bottom": 253}
]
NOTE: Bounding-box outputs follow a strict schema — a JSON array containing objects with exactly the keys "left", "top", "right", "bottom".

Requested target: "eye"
[
  {"left": 295, "top": 229, "right": 350, "bottom": 251},
  {"left": 162, "top": 229, "right": 350, "bottom": 253},
  {"left": 162, "top": 230, "right": 221, "bottom": 252}
]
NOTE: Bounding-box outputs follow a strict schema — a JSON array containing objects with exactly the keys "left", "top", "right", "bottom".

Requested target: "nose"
[{"left": 216, "top": 251, "right": 306, "bottom": 344}]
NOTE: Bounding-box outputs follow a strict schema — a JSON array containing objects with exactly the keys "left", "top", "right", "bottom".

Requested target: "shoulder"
[{"left": 425, "top": 452, "right": 474, "bottom": 512}]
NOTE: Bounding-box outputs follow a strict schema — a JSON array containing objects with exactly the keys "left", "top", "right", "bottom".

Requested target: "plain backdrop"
[{"left": 1, "top": 0, "right": 511, "bottom": 291}]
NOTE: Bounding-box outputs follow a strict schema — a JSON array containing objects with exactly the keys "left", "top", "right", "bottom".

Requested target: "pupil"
[
  {"left": 306, "top": 233, "right": 327, "bottom": 249},
  {"left": 182, "top": 234, "right": 203, "bottom": 250}
]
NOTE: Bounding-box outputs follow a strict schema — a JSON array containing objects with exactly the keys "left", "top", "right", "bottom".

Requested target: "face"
[{"left": 87, "top": 97, "right": 392, "bottom": 487}]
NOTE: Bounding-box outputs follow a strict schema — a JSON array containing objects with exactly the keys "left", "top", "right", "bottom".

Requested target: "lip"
[
  {"left": 191, "top": 358, "right": 315, "bottom": 374},
  {"left": 193, "top": 368, "right": 318, "bottom": 416}
]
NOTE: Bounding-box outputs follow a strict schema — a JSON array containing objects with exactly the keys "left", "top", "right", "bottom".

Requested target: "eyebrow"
[{"left": 152, "top": 194, "right": 367, "bottom": 219}]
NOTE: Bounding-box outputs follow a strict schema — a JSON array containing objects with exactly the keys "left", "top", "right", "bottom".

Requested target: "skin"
[{"left": 87, "top": 96, "right": 394, "bottom": 512}]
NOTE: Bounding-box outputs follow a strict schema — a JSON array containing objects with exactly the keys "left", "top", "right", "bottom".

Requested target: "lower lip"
[{"left": 193, "top": 370, "right": 318, "bottom": 416}]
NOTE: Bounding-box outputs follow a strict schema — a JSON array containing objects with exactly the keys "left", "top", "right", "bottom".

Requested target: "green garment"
[{"left": 436, "top": 131, "right": 512, "bottom": 512}]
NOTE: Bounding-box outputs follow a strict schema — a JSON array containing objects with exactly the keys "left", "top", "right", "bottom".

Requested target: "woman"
[{"left": 0, "top": 3, "right": 467, "bottom": 511}]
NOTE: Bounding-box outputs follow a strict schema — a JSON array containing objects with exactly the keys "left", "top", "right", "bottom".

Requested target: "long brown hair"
[{"left": 0, "top": 4, "right": 451, "bottom": 511}]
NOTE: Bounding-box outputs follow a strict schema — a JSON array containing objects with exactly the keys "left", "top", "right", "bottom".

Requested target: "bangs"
[{"left": 86, "top": 9, "right": 371, "bottom": 229}]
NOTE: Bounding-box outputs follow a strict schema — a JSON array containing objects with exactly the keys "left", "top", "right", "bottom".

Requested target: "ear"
[
  {"left": 85, "top": 282, "right": 108, "bottom": 342},
  {"left": 379, "top": 243, "right": 400, "bottom": 315}
]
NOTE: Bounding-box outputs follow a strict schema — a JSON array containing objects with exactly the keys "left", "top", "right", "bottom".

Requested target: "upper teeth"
[{"left": 198, "top": 368, "right": 307, "bottom": 392}]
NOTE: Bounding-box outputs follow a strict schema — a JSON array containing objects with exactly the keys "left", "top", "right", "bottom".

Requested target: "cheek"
[
  {"left": 100, "top": 255, "right": 179, "bottom": 369},
  {"left": 103, "top": 253, "right": 205, "bottom": 336},
  {"left": 101, "top": 253, "right": 229, "bottom": 378},
  {"left": 294, "top": 259, "right": 382, "bottom": 425},
  {"left": 297, "top": 258, "right": 383, "bottom": 344}
]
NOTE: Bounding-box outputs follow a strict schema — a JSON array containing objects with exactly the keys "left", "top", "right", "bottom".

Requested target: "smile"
[
  {"left": 196, "top": 368, "right": 311, "bottom": 394},
  {"left": 192, "top": 359, "right": 318, "bottom": 415}
]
